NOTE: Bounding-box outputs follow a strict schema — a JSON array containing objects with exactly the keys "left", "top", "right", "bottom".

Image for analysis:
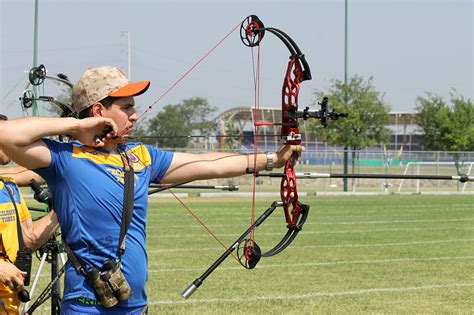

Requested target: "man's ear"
[{"left": 90, "top": 103, "right": 103, "bottom": 117}]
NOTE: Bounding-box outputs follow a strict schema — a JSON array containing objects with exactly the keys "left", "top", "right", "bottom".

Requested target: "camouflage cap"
[{"left": 72, "top": 66, "right": 150, "bottom": 113}]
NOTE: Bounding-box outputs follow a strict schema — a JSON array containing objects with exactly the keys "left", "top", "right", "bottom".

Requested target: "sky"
[{"left": 0, "top": 0, "right": 472, "bottom": 120}]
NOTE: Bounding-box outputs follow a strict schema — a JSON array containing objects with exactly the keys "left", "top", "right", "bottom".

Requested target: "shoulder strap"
[
  {"left": 62, "top": 147, "right": 135, "bottom": 273},
  {"left": 117, "top": 147, "right": 135, "bottom": 256},
  {"left": 62, "top": 236, "right": 87, "bottom": 276}
]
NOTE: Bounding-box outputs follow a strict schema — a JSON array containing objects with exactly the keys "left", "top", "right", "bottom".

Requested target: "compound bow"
[
  {"left": 182, "top": 14, "right": 347, "bottom": 298},
  {"left": 20, "top": 64, "right": 77, "bottom": 118}
]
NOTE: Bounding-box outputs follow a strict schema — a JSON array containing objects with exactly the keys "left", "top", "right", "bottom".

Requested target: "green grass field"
[{"left": 27, "top": 194, "right": 473, "bottom": 314}]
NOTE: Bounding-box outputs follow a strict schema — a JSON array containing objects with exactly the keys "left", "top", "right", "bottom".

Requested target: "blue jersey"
[{"left": 35, "top": 139, "right": 173, "bottom": 307}]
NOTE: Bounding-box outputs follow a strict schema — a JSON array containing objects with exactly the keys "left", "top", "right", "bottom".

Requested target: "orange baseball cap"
[{"left": 72, "top": 66, "right": 150, "bottom": 113}]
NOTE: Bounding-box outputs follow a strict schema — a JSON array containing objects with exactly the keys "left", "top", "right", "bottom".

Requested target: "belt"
[
  {"left": 74, "top": 298, "right": 148, "bottom": 314},
  {"left": 74, "top": 297, "right": 101, "bottom": 305}
]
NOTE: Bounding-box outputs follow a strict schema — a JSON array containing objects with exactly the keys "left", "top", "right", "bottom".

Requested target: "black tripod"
[
  {"left": 22, "top": 233, "right": 66, "bottom": 315},
  {"left": 22, "top": 180, "right": 67, "bottom": 314}
]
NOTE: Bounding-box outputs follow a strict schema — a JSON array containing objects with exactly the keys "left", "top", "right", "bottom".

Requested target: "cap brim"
[{"left": 109, "top": 80, "right": 150, "bottom": 97}]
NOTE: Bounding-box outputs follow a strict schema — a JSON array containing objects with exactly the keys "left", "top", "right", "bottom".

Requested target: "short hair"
[{"left": 0, "top": 114, "right": 8, "bottom": 121}]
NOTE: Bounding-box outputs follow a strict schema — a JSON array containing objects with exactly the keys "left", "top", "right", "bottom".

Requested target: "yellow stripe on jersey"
[
  {"left": 72, "top": 144, "right": 152, "bottom": 171},
  {"left": 72, "top": 146, "right": 122, "bottom": 166}
]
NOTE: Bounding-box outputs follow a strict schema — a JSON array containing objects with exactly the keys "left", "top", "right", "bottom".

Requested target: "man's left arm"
[
  {"left": 161, "top": 144, "right": 303, "bottom": 184},
  {"left": 21, "top": 210, "right": 59, "bottom": 250}
]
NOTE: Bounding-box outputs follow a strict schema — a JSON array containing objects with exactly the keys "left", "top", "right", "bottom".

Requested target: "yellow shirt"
[{"left": 0, "top": 176, "right": 31, "bottom": 314}]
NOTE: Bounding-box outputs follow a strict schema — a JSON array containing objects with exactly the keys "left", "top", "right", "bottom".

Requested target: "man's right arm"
[
  {"left": 0, "top": 117, "right": 117, "bottom": 170},
  {"left": 0, "top": 117, "right": 72, "bottom": 169}
]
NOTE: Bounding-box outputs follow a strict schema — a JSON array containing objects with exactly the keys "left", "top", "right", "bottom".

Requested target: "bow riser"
[
  {"left": 182, "top": 15, "right": 318, "bottom": 298},
  {"left": 281, "top": 58, "right": 303, "bottom": 140}
]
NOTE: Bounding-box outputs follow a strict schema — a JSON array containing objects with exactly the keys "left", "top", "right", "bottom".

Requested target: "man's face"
[
  {"left": 0, "top": 149, "right": 11, "bottom": 165},
  {"left": 100, "top": 96, "right": 137, "bottom": 138}
]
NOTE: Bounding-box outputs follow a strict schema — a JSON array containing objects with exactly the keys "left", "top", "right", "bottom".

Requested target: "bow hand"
[{"left": 273, "top": 144, "right": 305, "bottom": 169}]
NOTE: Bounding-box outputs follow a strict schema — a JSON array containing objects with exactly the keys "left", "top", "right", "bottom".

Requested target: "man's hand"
[
  {"left": 273, "top": 144, "right": 305, "bottom": 168},
  {"left": 75, "top": 117, "right": 118, "bottom": 147},
  {"left": 0, "top": 261, "right": 26, "bottom": 291}
]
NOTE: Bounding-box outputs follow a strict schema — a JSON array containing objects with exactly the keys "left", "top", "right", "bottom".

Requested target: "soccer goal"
[{"left": 398, "top": 161, "right": 474, "bottom": 193}]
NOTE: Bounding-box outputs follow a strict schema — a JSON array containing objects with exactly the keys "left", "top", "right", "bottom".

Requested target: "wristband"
[{"left": 265, "top": 152, "right": 274, "bottom": 171}]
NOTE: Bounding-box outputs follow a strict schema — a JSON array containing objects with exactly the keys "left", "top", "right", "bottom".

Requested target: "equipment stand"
[{"left": 22, "top": 236, "right": 67, "bottom": 315}]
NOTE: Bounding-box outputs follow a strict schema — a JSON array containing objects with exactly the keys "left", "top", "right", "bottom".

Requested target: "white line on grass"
[
  {"left": 149, "top": 283, "right": 474, "bottom": 305},
  {"left": 149, "top": 226, "right": 473, "bottom": 239},
  {"left": 147, "top": 238, "right": 474, "bottom": 253},
  {"left": 150, "top": 204, "right": 474, "bottom": 218},
  {"left": 147, "top": 217, "right": 474, "bottom": 229},
  {"left": 148, "top": 255, "right": 474, "bottom": 273}
]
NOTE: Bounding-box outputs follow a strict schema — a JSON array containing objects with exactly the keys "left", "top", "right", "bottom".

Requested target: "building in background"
[{"left": 213, "top": 107, "right": 422, "bottom": 152}]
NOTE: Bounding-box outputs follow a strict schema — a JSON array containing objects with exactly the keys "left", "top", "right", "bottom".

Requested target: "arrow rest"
[{"left": 237, "top": 239, "right": 261, "bottom": 269}]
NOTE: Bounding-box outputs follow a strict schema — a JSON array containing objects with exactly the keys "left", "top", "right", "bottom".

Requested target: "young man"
[
  {"left": 0, "top": 66, "right": 303, "bottom": 314},
  {"left": 0, "top": 141, "right": 59, "bottom": 314}
]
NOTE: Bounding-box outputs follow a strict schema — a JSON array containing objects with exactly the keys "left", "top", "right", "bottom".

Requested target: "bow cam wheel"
[{"left": 240, "top": 15, "right": 265, "bottom": 47}]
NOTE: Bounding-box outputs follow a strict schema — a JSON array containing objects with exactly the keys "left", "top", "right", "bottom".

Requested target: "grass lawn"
[{"left": 27, "top": 194, "right": 473, "bottom": 314}]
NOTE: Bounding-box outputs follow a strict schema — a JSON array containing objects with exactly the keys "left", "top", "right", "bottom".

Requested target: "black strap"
[
  {"left": 0, "top": 178, "right": 26, "bottom": 252},
  {"left": 117, "top": 147, "right": 135, "bottom": 256},
  {"left": 62, "top": 236, "right": 87, "bottom": 275},
  {"left": 63, "top": 147, "right": 135, "bottom": 273}
]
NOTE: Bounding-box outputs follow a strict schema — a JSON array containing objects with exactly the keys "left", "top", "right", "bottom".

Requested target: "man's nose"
[{"left": 129, "top": 111, "right": 138, "bottom": 122}]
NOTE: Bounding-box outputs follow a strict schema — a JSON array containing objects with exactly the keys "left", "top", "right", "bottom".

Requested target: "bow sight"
[{"left": 297, "top": 97, "right": 349, "bottom": 127}]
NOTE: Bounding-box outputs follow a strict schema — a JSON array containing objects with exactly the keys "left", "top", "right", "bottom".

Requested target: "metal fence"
[{"left": 160, "top": 147, "right": 474, "bottom": 194}]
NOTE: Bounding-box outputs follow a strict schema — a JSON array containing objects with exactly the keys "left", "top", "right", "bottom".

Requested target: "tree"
[
  {"left": 145, "top": 97, "right": 217, "bottom": 148},
  {"left": 415, "top": 92, "right": 474, "bottom": 173},
  {"left": 309, "top": 75, "right": 391, "bottom": 190},
  {"left": 222, "top": 121, "right": 243, "bottom": 150}
]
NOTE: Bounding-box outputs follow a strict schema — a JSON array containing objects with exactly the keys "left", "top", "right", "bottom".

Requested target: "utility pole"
[
  {"left": 122, "top": 31, "right": 132, "bottom": 80},
  {"left": 32, "top": 0, "right": 40, "bottom": 116},
  {"left": 343, "top": 0, "right": 349, "bottom": 192},
  {"left": 128, "top": 31, "right": 131, "bottom": 80}
]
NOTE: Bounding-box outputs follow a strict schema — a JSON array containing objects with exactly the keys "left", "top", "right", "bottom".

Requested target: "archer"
[{"left": 0, "top": 66, "right": 302, "bottom": 313}]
